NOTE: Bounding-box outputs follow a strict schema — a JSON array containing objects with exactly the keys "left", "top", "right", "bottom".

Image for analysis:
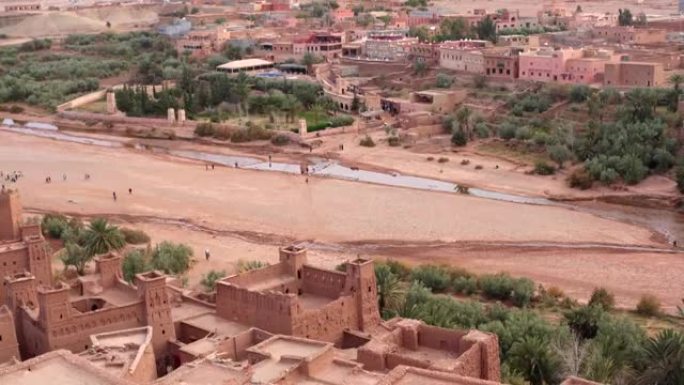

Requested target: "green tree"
[
  {"left": 409, "top": 26, "right": 430, "bottom": 42},
  {"left": 201, "top": 270, "right": 226, "bottom": 291},
  {"left": 636, "top": 329, "right": 684, "bottom": 385},
  {"left": 151, "top": 241, "right": 193, "bottom": 275},
  {"left": 455, "top": 105, "right": 472, "bottom": 138},
  {"left": 82, "top": 218, "right": 125, "bottom": 257},
  {"left": 564, "top": 305, "right": 605, "bottom": 340},
  {"left": 413, "top": 60, "right": 428, "bottom": 76},
  {"left": 508, "top": 336, "right": 562, "bottom": 385},
  {"left": 618, "top": 9, "right": 633, "bottom": 26},
  {"left": 476, "top": 16, "right": 497, "bottom": 43},
  {"left": 548, "top": 144, "right": 572, "bottom": 169},
  {"left": 60, "top": 241, "right": 90, "bottom": 276},
  {"left": 122, "top": 249, "right": 148, "bottom": 283},
  {"left": 375, "top": 264, "right": 404, "bottom": 316}
]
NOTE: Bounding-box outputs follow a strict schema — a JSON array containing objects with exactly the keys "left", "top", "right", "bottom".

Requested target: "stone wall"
[
  {"left": 0, "top": 306, "right": 18, "bottom": 363},
  {"left": 301, "top": 265, "right": 346, "bottom": 299},
  {"left": 292, "top": 295, "right": 358, "bottom": 344},
  {"left": 215, "top": 283, "right": 296, "bottom": 335}
]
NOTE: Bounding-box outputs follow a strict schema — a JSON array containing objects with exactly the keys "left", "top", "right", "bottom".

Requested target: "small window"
[{"left": 0, "top": 334, "right": 3, "bottom": 342}]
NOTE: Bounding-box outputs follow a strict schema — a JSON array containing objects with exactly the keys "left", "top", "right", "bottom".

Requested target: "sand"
[
  {"left": 0, "top": 131, "right": 659, "bottom": 246},
  {"left": 3, "top": 130, "right": 681, "bottom": 312}
]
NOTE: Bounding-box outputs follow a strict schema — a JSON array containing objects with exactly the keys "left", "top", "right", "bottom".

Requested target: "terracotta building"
[
  {"left": 0, "top": 189, "right": 52, "bottom": 302},
  {"left": 592, "top": 26, "right": 667, "bottom": 45},
  {"left": 604, "top": 61, "right": 665, "bottom": 88},
  {"left": 215, "top": 245, "right": 380, "bottom": 344},
  {"left": 483, "top": 47, "right": 521, "bottom": 80},
  {"left": 0, "top": 305, "right": 19, "bottom": 364}
]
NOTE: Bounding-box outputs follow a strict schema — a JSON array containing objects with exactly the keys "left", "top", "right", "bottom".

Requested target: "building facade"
[{"left": 604, "top": 62, "right": 665, "bottom": 88}]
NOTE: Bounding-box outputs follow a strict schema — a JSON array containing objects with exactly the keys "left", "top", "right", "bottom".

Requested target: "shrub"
[
  {"left": 122, "top": 249, "right": 149, "bottom": 282},
  {"left": 411, "top": 265, "right": 451, "bottom": 293},
  {"left": 479, "top": 273, "right": 515, "bottom": 301},
  {"left": 42, "top": 213, "right": 69, "bottom": 239},
  {"left": 438, "top": 157, "right": 449, "bottom": 163},
  {"left": 534, "top": 161, "right": 555, "bottom": 175},
  {"left": 271, "top": 134, "right": 291, "bottom": 146},
  {"left": 360, "top": 135, "right": 375, "bottom": 147},
  {"left": 569, "top": 85, "right": 590, "bottom": 103},
  {"left": 388, "top": 136, "right": 401, "bottom": 146},
  {"left": 201, "top": 270, "right": 226, "bottom": 291},
  {"left": 499, "top": 123, "right": 516, "bottom": 140},
  {"left": 121, "top": 227, "right": 151, "bottom": 245},
  {"left": 511, "top": 278, "right": 535, "bottom": 307},
  {"left": 8, "top": 105, "right": 23, "bottom": 113},
  {"left": 567, "top": 168, "right": 592, "bottom": 190},
  {"left": 564, "top": 305, "right": 605, "bottom": 339},
  {"left": 515, "top": 126, "right": 532, "bottom": 141},
  {"left": 636, "top": 294, "right": 661, "bottom": 316},
  {"left": 474, "top": 122, "right": 490, "bottom": 138},
  {"left": 451, "top": 130, "right": 467, "bottom": 146},
  {"left": 452, "top": 276, "right": 478, "bottom": 295},
  {"left": 237, "top": 259, "right": 269, "bottom": 273},
  {"left": 588, "top": 287, "right": 615, "bottom": 311},
  {"left": 329, "top": 114, "right": 354, "bottom": 127},
  {"left": 194, "top": 122, "right": 215, "bottom": 137},
  {"left": 150, "top": 241, "right": 193, "bottom": 275},
  {"left": 435, "top": 73, "right": 453, "bottom": 88},
  {"left": 384, "top": 259, "right": 411, "bottom": 280}
]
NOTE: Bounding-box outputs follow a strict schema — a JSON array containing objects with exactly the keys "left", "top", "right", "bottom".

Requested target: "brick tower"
[
  {"left": 346, "top": 258, "right": 381, "bottom": 331},
  {"left": 0, "top": 189, "right": 22, "bottom": 241},
  {"left": 136, "top": 271, "right": 176, "bottom": 356}
]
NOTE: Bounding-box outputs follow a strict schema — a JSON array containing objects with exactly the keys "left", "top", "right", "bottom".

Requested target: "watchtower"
[
  {"left": 136, "top": 271, "right": 176, "bottom": 356},
  {"left": 0, "top": 189, "right": 22, "bottom": 241}
]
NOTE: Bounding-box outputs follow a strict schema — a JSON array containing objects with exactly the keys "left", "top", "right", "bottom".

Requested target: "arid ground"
[{"left": 2, "top": 131, "right": 683, "bottom": 312}]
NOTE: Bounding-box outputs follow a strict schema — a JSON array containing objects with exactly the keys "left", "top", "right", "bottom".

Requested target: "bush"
[
  {"left": 121, "top": 227, "right": 151, "bottom": 245},
  {"left": 360, "top": 135, "right": 375, "bottom": 147},
  {"left": 8, "top": 105, "right": 23, "bottom": 113},
  {"left": 151, "top": 241, "right": 193, "bottom": 275},
  {"left": 588, "top": 287, "right": 615, "bottom": 311},
  {"left": 388, "top": 136, "right": 401, "bottom": 146},
  {"left": 438, "top": 157, "right": 449, "bottom": 163},
  {"left": 194, "top": 122, "right": 215, "bottom": 137},
  {"left": 329, "top": 114, "right": 354, "bottom": 127},
  {"left": 511, "top": 278, "right": 535, "bottom": 307},
  {"left": 122, "top": 250, "right": 148, "bottom": 283},
  {"left": 499, "top": 123, "right": 516, "bottom": 140},
  {"left": 567, "top": 168, "right": 592, "bottom": 190},
  {"left": 435, "top": 73, "right": 453, "bottom": 88},
  {"left": 237, "top": 259, "right": 269, "bottom": 273},
  {"left": 564, "top": 305, "right": 605, "bottom": 339},
  {"left": 452, "top": 276, "right": 478, "bottom": 295},
  {"left": 569, "top": 85, "right": 590, "bottom": 103},
  {"left": 411, "top": 265, "right": 451, "bottom": 293},
  {"left": 201, "top": 270, "right": 226, "bottom": 291},
  {"left": 451, "top": 130, "right": 467, "bottom": 146},
  {"left": 270, "top": 134, "right": 291, "bottom": 146},
  {"left": 636, "top": 294, "right": 661, "bottom": 316},
  {"left": 534, "top": 161, "right": 555, "bottom": 175},
  {"left": 480, "top": 273, "right": 515, "bottom": 301},
  {"left": 42, "top": 213, "right": 70, "bottom": 239},
  {"left": 383, "top": 259, "right": 411, "bottom": 280},
  {"left": 474, "top": 122, "right": 490, "bottom": 138},
  {"left": 514, "top": 126, "right": 532, "bottom": 141}
]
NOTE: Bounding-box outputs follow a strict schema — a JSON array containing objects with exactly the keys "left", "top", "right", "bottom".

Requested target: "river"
[{"left": 2, "top": 125, "right": 682, "bottom": 246}]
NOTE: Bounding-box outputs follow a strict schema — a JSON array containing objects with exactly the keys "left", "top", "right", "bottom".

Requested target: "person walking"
[
  {"left": 205, "top": 249, "right": 211, "bottom": 261},
  {"left": 128, "top": 188, "right": 132, "bottom": 195},
  {"left": 112, "top": 192, "right": 117, "bottom": 201}
]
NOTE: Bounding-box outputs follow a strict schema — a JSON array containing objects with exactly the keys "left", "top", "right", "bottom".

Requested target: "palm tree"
[
  {"left": 83, "top": 218, "right": 125, "bottom": 257},
  {"left": 375, "top": 264, "right": 404, "bottom": 316},
  {"left": 669, "top": 74, "right": 684, "bottom": 92},
  {"left": 635, "top": 329, "right": 684, "bottom": 385},
  {"left": 508, "top": 336, "right": 562, "bottom": 385}
]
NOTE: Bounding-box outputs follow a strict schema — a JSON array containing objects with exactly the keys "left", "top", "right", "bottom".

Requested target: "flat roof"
[
  {"left": 0, "top": 350, "right": 125, "bottom": 385},
  {"left": 216, "top": 58, "right": 273, "bottom": 70},
  {"left": 181, "top": 313, "right": 250, "bottom": 337}
]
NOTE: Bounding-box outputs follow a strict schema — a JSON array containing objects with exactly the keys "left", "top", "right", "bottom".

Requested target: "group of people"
[{"left": 1, "top": 170, "right": 22, "bottom": 184}]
